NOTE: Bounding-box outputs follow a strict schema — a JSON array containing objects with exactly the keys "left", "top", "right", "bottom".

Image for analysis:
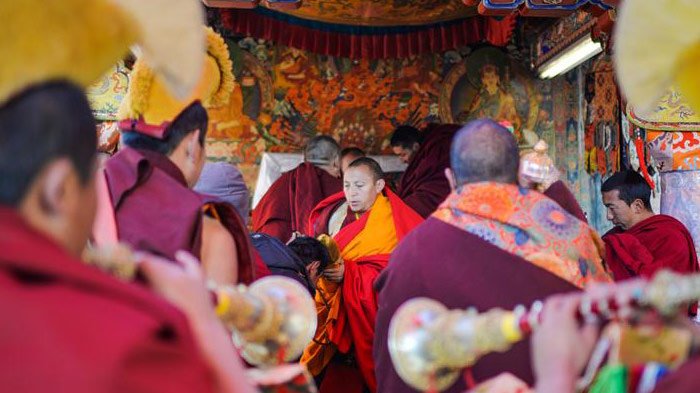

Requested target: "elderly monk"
[
  {"left": 602, "top": 170, "right": 698, "bottom": 280},
  {"left": 374, "top": 119, "right": 610, "bottom": 393},
  {"left": 252, "top": 135, "right": 342, "bottom": 242},
  {"left": 105, "top": 30, "right": 256, "bottom": 285},
  {"left": 301, "top": 157, "right": 423, "bottom": 393},
  {"left": 340, "top": 147, "right": 366, "bottom": 175},
  {"left": 0, "top": 81, "right": 255, "bottom": 393},
  {"left": 390, "top": 123, "right": 461, "bottom": 218}
]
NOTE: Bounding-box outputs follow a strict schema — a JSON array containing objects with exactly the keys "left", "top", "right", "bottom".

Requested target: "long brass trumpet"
[
  {"left": 83, "top": 244, "right": 317, "bottom": 366},
  {"left": 388, "top": 270, "right": 700, "bottom": 392}
]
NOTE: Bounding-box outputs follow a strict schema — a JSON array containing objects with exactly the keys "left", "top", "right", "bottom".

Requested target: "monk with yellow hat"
[
  {"left": 103, "top": 27, "right": 258, "bottom": 286},
  {"left": 0, "top": 1, "right": 256, "bottom": 392}
]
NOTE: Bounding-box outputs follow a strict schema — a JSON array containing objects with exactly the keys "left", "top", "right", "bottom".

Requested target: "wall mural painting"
[
  {"left": 439, "top": 46, "right": 551, "bottom": 148},
  {"left": 203, "top": 37, "right": 584, "bottom": 198}
]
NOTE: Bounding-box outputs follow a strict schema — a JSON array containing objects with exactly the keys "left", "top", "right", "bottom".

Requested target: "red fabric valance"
[{"left": 219, "top": 9, "right": 516, "bottom": 59}]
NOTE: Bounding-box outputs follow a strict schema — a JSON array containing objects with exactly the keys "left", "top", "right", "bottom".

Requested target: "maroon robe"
[
  {"left": 397, "top": 124, "right": 460, "bottom": 218},
  {"left": 373, "top": 218, "right": 578, "bottom": 393},
  {"left": 0, "top": 207, "right": 214, "bottom": 392},
  {"left": 543, "top": 180, "right": 587, "bottom": 222},
  {"left": 104, "top": 147, "right": 255, "bottom": 283},
  {"left": 252, "top": 163, "right": 342, "bottom": 243},
  {"left": 603, "top": 214, "right": 698, "bottom": 280},
  {"left": 652, "top": 357, "right": 700, "bottom": 393}
]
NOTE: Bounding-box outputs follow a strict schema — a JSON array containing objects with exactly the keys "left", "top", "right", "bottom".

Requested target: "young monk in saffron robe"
[{"left": 301, "top": 157, "right": 423, "bottom": 393}]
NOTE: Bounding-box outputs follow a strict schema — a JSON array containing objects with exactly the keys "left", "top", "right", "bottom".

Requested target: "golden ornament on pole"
[
  {"left": 84, "top": 244, "right": 317, "bottom": 367},
  {"left": 388, "top": 269, "right": 700, "bottom": 392}
]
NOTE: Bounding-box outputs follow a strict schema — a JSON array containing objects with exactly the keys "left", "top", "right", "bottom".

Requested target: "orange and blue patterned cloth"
[{"left": 433, "top": 182, "right": 611, "bottom": 288}]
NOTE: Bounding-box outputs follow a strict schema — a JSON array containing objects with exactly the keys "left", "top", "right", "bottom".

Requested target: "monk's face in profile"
[
  {"left": 343, "top": 165, "right": 385, "bottom": 213},
  {"left": 392, "top": 143, "right": 419, "bottom": 164},
  {"left": 602, "top": 189, "right": 642, "bottom": 230}
]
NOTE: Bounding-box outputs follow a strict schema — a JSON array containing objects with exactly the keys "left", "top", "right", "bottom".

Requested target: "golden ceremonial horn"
[
  {"left": 83, "top": 245, "right": 316, "bottom": 366},
  {"left": 220, "top": 276, "right": 317, "bottom": 366},
  {"left": 388, "top": 270, "right": 700, "bottom": 392}
]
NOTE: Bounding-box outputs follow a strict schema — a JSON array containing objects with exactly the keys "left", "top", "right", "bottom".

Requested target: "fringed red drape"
[{"left": 219, "top": 9, "right": 516, "bottom": 59}]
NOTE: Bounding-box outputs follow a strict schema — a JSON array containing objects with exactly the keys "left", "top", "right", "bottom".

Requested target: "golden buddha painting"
[{"left": 440, "top": 46, "right": 542, "bottom": 147}]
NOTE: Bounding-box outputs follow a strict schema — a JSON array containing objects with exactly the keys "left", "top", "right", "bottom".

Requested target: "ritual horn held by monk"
[
  {"left": 388, "top": 269, "right": 700, "bottom": 392},
  {"left": 84, "top": 244, "right": 317, "bottom": 366}
]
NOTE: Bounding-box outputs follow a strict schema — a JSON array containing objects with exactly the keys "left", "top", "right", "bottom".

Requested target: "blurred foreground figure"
[
  {"left": 0, "top": 1, "right": 256, "bottom": 392},
  {"left": 533, "top": 279, "right": 700, "bottom": 393}
]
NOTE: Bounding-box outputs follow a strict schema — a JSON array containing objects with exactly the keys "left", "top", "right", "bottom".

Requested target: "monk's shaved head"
[
  {"left": 347, "top": 157, "right": 384, "bottom": 181},
  {"left": 304, "top": 135, "right": 341, "bottom": 166},
  {"left": 450, "top": 119, "right": 519, "bottom": 187}
]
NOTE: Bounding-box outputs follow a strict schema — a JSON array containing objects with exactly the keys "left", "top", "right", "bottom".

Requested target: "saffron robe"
[
  {"left": 104, "top": 147, "right": 255, "bottom": 283},
  {"left": 252, "top": 163, "right": 342, "bottom": 243},
  {"left": 301, "top": 190, "right": 423, "bottom": 393},
  {"left": 397, "top": 124, "right": 460, "bottom": 218},
  {"left": 433, "top": 183, "right": 610, "bottom": 288},
  {"left": 373, "top": 218, "right": 579, "bottom": 393},
  {"left": 0, "top": 208, "right": 215, "bottom": 392},
  {"left": 603, "top": 214, "right": 698, "bottom": 280}
]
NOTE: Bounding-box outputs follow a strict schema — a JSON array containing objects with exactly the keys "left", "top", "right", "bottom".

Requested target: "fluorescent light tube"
[{"left": 538, "top": 35, "right": 603, "bottom": 79}]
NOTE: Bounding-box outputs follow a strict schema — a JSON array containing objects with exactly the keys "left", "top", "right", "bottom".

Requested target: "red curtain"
[{"left": 219, "top": 9, "right": 516, "bottom": 59}]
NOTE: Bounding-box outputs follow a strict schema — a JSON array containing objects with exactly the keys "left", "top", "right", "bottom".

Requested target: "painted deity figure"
[{"left": 458, "top": 64, "right": 521, "bottom": 138}]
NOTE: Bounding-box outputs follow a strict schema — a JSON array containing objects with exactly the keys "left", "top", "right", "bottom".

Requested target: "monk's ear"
[
  {"left": 412, "top": 142, "right": 420, "bottom": 152},
  {"left": 186, "top": 129, "right": 201, "bottom": 159},
  {"left": 445, "top": 168, "right": 457, "bottom": 191},
  {"left": 375, "top": 178, "right": 386, "bottom": 193},
  {"left": 38, "top": 158, "right": 75, "bottom": 215},
  {"left": 631, "top": 198, "right": 646, "bottom": 213}
]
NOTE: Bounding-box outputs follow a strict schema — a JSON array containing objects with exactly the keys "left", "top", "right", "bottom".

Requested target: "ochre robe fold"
[{"left": 0, "top": 208, "right": 214, "bottom": 392}]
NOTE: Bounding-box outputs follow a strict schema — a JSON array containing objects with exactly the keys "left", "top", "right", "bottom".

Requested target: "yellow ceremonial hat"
[
  {"left": 117, "top": 27, "right": 235, "bottom": 139},
  {"left": 0, "top": 0, "right": 205, "bottom": 105},
  {"left": 615, "top": 0, "right": 700, "bottom": 115}
]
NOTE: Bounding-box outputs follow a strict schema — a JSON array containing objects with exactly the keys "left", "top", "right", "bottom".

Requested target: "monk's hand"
[
  {"left": 306, "top": 260, "right": 321, "bottom": 284},
  {"left": 322, "top": 261, "right": 345, "bottom": 283},
  {"left": 532, "top": 293, "right": 599, "bottom": 393},
  {"left": 583, "top": 279, "right": 646, "bottom": 321},
  {"left": 138, "top": 251, "right": 215, "bottom": 323}
]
